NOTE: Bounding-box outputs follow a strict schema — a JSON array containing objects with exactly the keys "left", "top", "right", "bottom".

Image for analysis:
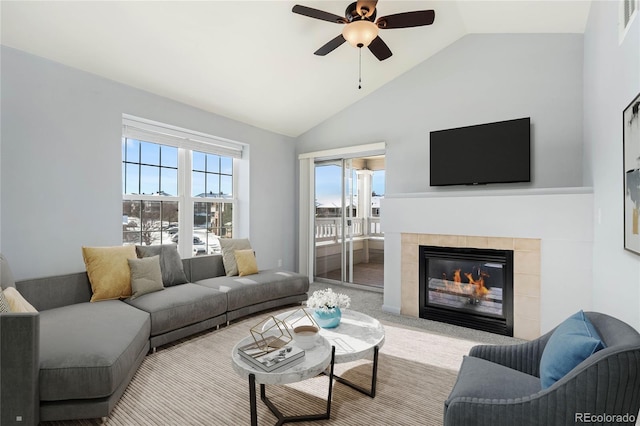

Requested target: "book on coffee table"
[{"left": 238, "top": 342, "right": 305, "bottom": 372}]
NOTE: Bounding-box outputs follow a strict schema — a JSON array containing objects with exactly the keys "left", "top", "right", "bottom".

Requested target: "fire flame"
[{"left": 443, "top": 268, "right": 490, "bottom": 299}]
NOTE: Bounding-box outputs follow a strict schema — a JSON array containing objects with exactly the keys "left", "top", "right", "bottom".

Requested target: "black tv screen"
[{"left": 430, "top": 117, "right": 531, "bottom": 186}]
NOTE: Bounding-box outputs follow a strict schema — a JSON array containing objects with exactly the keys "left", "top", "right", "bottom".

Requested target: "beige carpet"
[{"left": 44, "top": 308, "right": 480, "bottom": 426}]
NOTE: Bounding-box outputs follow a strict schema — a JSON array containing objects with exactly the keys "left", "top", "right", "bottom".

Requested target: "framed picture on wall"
[{"left": 623, "top": 92, "right": 640, "bottom": 255}]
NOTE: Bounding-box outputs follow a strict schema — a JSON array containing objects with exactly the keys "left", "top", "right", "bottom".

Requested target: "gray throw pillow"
[
  {"left": 219, "top": 238, "right": 252, "bottom": 276},
  {"left": 127, "top": 256, "right": 164, "bottom": 300},
  {"left": 136, "top": 244, "right": 188, "bottom": 286}
]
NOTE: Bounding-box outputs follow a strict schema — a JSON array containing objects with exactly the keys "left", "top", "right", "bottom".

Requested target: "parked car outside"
[{"left": 171, "top": 233, "right": 221, "bottom": 256}]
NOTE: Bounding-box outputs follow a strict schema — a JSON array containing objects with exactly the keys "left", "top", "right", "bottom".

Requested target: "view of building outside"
[{"left": 315, "top": 164, "right": 385, "bottom": 218}]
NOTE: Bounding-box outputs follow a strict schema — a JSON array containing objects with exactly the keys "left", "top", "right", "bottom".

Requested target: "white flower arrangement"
[{"left": 306, "top": 288, "right": 351, "bottom": 313}]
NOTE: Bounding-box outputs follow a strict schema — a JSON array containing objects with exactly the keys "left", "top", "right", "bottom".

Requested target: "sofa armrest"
[
  {"left": 469, "top": 330, "right": 552, "bottom": 377},
  {"left": 1, "top": 312, "right": 40, "bottom": 425}
]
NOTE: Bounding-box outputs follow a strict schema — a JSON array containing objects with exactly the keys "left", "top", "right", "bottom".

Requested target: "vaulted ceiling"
[{"left": 1, "top": 1, "right": 592, "bottom": 137}]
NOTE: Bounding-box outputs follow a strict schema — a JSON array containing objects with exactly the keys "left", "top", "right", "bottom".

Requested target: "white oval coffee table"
[
  {"left": 265, "top": 309, "right": 385, "bottom": 397},
  {"left": 231, "top": 335, "right": 336, "bottom": 425}
]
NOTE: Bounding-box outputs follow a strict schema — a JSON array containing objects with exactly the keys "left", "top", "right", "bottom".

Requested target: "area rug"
[{"left": 43, "top": 308, "right": 480, "bottom": 425}]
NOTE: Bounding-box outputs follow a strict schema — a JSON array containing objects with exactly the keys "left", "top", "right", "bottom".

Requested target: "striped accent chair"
[{"left": 444, "top": 312, "right": 640, "bottom": 426}]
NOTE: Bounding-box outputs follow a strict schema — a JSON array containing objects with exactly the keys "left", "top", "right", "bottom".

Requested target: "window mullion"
[{"left": 178, "top": 148, "right": 193, "bottom": 258}]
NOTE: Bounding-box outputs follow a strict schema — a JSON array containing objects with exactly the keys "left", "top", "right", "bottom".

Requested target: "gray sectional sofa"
[{"left": 0, "top": 253, "right": 309, "bottom": 424}]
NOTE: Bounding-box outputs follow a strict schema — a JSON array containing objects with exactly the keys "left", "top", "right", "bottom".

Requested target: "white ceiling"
[{"left": 1, "top": 1, "right": 592, "bottom": 137}]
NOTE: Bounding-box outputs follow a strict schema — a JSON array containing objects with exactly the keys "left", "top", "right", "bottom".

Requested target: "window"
[
  {"left": 122, "top": 199, "right": 179, "bottom": 246},
  {"left": 123, "top": 139, "right": 178, "bottom": 196},
  {"left": 122, "top": 116, "right": 244, "bottom": 258},
  {"left": 371, "top": 170, "right": 385, "bottom": 217},
  {"left": 192, "top": 151, "right": 234, "bottom": 253}
]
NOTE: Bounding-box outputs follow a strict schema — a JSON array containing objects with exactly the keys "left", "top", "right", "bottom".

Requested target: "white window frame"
[{"left": 122, "top": 115, "right": 246, "bottom": 258}]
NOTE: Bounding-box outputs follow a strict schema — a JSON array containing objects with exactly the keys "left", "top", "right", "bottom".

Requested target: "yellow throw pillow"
[
  {"left": 234, "top": 249, "right": 258, "bottom": 277},
  {"left": 82, "top": 245, "right": 137, "bottom": 302},
  {"left": 3, "top": 287, "right": 37, "bottom": 312}
]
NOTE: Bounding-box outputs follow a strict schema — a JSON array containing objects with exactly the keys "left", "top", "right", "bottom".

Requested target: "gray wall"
[
  {"left": 1, "top": 46, "right": 297, "bottom": 280},
  {"left": 296, "top": 34, "right": 585, "bottom": 193},
  {"left": 584, "top": 1, "right": 640, "bottom": 329}
]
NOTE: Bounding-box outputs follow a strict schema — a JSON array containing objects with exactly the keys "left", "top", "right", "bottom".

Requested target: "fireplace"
[{"left": 419, "top": 245, "right": 514, "bottom": 336}]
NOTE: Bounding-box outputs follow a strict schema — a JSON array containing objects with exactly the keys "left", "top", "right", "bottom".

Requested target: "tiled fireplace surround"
[
  {"left": 401, "top": 233, "right": 541, "bottom": 340},
  {"left": 382, "top": 188, "right": 594, "bottom": 341}
]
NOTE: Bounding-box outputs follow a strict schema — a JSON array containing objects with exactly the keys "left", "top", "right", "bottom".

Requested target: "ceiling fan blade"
[
  {"left": 314, "top": 34, "right": 347, "bottom": 56},
  {"left": 376, "top": 10, "right": 435, "bottom": 29},
  {"left": 356, "top": 0, "right": 378, "bottom": 18},
  {"left": 292, "top": 5, "right": 347, "bottom": 24},
  {"left": 368, "top": 36, "right": 392, "bottom": 61}
]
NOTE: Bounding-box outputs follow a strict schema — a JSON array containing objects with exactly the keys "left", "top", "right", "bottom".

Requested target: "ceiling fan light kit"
[
  {"left": 293, "top": 1, "right": 435, "bottom": 88},
  {"left": 342, "top": 20, "right": 379, "bottom": 48}
]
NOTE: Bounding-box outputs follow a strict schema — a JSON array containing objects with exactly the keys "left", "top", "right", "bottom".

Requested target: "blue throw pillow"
[{"left": 539, "top": 310, "right": 605, "bottom": 389}]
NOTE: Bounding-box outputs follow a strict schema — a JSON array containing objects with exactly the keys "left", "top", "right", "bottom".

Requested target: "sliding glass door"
[
  {"left": 314, "top": 156, "right": 384, "bottom": 288},
  {"left": 314, "top": 159, "right": 354, "bottom": 283}
]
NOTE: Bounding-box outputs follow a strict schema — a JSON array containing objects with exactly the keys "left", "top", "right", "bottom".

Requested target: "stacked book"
[{"left": 238, "top": 336, "right": 305, "bottom": 372}]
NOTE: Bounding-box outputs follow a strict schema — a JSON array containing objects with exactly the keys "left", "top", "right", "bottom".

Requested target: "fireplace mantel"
[{"left": 381, "top": 188, "right": 594, "bottom": 338}]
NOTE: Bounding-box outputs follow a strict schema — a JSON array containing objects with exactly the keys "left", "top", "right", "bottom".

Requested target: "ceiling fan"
[{"left": 292, "top": 0, "right": 435, "bottom": 61}]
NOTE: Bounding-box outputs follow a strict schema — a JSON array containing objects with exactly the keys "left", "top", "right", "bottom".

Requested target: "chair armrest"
[
  {"left": 1, "top": 312, "right": 40, "bottom": 425},
  {"left": 469, "top": 331, "right": 552, "bottom": 377}
]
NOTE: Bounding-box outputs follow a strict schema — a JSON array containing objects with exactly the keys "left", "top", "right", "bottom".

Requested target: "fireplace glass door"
[
  {"left": 419, "top": 246, "right": 514, "bottom": 336},
  {"left": 426, "top": 257, "right": 505, "bottom": 317}
]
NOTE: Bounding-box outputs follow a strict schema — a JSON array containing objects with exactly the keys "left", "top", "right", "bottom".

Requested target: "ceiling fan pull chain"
[{"left": 358, "top": 47, "right": 362, "bottom": 90}]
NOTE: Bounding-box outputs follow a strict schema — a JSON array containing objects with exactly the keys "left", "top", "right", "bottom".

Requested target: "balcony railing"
[{"left": 315, "top": 217, "right": 382, "bottom": 243}]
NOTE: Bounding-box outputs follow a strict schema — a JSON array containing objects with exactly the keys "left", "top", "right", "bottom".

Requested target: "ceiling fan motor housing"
[{"left": 346, "top": 1, "right": 376, "bottom": 22}]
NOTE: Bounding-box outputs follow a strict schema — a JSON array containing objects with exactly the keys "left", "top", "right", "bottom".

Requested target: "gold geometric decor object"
[
  {"left": 248, "top": 315, "right": 292, "bottom": 356},
  {"left": 280, "top": 307, "right": 318, "bottom": 330}
]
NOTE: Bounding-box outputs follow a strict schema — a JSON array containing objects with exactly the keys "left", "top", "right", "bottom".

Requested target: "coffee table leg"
[
  {"left": 332, "top": 345, "right": 379, "bottom": 398},
  {"left": 259, "top": 346, "right": 336, "bottom": 425},
  {"left": 249, "top": 373, "right": 258, "bottom": 426}
]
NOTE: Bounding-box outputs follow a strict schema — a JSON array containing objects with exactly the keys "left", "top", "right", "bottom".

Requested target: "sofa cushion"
[
  {"left": 235, "top": 249, "right": 258, "bottom": 277},
  {"left": 124, "top": 283, "right": 227, "bottom": 336},
  {"left": 128, "top": 256, "right": 164, "bottom": 300},
  {"left": 136, "top": 244, "right": 188, "bottom": 287},
  {"left": 219, "top": 238, "right": 252, "bottom": 276},
  {"left": 195, "top": 269, "right": 309, "bottom": 312},
  {"left": 539, "top": 310, "right": 605, "bottom": 389},
  {"left": 38, "top": 300, "right": 150, "bottom": 401},
  {"left": 82, "top": 246, "right": 137, "bottom": 301},
  {"left": 445, "top": 355, "right": 541, "bottom": 408}
]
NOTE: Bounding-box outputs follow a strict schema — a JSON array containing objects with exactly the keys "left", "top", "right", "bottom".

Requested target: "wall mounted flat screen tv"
[{"left": 430, "top": 117, "right": 531, "bottom": 186}]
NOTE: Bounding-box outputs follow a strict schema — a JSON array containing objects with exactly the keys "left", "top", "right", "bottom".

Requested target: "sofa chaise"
[{"left": 0, "top": 250, "right": 309, "bottom": 424}]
